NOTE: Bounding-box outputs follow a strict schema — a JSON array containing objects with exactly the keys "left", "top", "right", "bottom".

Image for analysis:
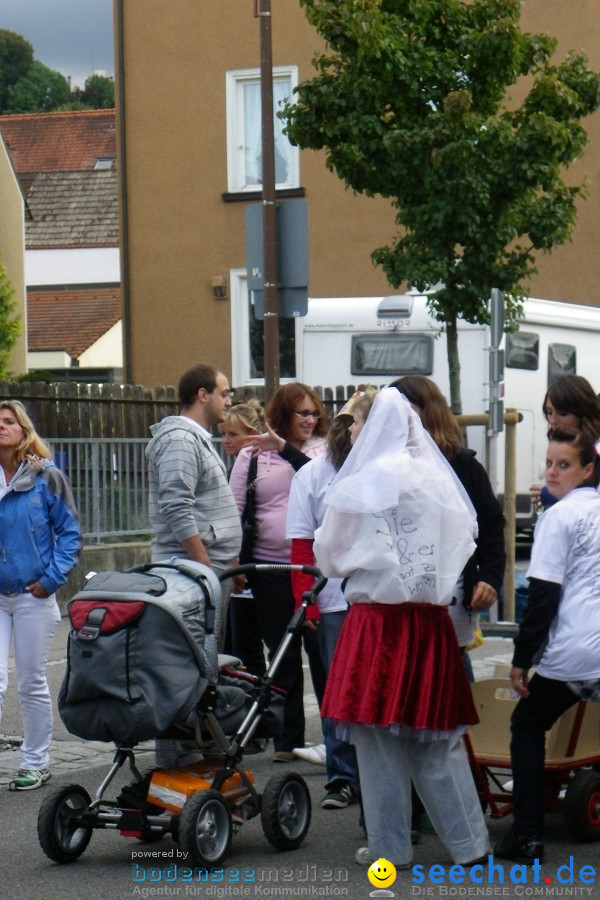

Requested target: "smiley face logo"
[{"left": 367, "top": 857, "right": 397, "bottom": 889}]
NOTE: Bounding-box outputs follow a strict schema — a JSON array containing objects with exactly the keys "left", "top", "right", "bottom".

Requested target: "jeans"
[
  {"left": 510, "top": 672, "right": 579, "bottom": 837},
  {"left": 0, "top": 591, "right": 61, "bottom": 770},
  {"left": 302, "top": 625, "right": 327, "bottom": 708},
  {"left": 318, "top": 610, "right": 359, "bottom": 790}
]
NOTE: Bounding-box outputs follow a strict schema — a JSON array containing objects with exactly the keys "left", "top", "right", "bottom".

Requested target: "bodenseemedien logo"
[{"left": 411, "top": 855, "right": 596, "bottom": 889}]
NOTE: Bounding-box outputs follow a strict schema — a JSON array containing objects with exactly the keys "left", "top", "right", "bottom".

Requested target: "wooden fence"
[{"left": 0, "top": 381, "right": 357, "bottom": 439}]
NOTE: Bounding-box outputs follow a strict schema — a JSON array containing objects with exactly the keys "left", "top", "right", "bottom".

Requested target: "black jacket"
[{"left": 450, "top": 448, "right": 506, "bottom": 608}]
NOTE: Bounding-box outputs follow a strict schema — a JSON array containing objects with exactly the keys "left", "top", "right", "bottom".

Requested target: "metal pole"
[
  {"left": 502, "top": 409, "right": 518, "bottom": 623},
  {"left": 258, "top": 0, "right": 280, "bottom": 402}
]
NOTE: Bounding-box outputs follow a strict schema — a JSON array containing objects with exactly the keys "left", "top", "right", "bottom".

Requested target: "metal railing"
[{"left": 51, "top": 437, "right": 227, "bottom": 544}]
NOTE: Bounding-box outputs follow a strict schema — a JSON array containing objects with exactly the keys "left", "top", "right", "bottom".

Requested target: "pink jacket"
[{"left": 229, "top": 438, "right": 326, "bottom": 562}]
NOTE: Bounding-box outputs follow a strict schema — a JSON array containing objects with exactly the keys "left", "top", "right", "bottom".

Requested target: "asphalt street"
[{"left": 1, "top": 614, "right": 600, "bottom": 899}]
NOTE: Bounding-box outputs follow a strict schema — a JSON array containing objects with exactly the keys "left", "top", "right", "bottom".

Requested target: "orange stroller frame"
[{"left": 464, "top": 678, "right": 600, "bottom": 842}]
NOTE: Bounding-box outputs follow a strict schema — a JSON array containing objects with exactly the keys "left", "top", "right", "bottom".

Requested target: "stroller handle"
[{"left": 219, "top": 562, "right": 327, "bottom": 598}]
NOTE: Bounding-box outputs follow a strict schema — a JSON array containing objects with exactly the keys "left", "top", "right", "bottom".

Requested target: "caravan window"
[
  {"left": 351, "top": 333, "right": 433, "bottom": 377},
  {"left": 506, "top": 331, "right": 539, "bottom": 370},
  {"left": 548, "top": 343, "right": 576, "bottom": 382}
]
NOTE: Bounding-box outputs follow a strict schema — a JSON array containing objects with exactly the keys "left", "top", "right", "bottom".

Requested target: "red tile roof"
[
  {"left": 27, "top": 287, "right": 121, "bottom": 360},
  {"left": 0, "top": 110, "right": 116, "bottom": 174}
]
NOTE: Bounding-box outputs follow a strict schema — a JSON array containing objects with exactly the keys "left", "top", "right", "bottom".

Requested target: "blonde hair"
[
  {"left": 220, "top": 398, "right": 266, "bottom": 436},
  {"left": 0, "top": 400, "right": 52, "bottom": 461},
  {"left": 352, "top": 390, "right": 378, "bottom": 423}
]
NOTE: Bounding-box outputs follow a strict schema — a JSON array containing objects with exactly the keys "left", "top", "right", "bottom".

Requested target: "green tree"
[
  {"left": 5, "top": 60, "right": 72, "bottom": 113},
  {"left": 74, "top": 73, "right": 115, "bottom": 109},
  {"left": 0, "top": 258, "right": 21, "bottom": 378},
  {"left": 0, "top": 29, "right": 34, "bottom": 112},
  {"left": 283, "top": 0, "right": 600, "bottom": 412}
]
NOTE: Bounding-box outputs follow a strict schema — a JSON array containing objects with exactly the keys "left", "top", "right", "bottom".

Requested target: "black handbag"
[{"left": 238, "top": 455, "right": 258, "bottom": 564}]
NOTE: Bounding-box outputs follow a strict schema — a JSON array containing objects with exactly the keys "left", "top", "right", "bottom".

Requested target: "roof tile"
[
  {"left": 26, "top": 170, "right": 118, "bottom": 247},
  {"left": 0, "top": 110, "right": 116, "bottom": 175},
  {"left": 27, "top": 288, "right": 121, "bottom": 359}
]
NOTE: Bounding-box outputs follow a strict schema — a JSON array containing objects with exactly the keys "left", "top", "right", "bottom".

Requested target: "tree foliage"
[
  {"left": 5, "top": 61, "right": 72, "bottom": 114},
  {"left": 0, "top": 29, "right": 114, "bottom": 115},
  {"left": 0, "top": 258, "right": 22, "bottom": 378},
  {"left": 0, "top": 29, "right": 34, "bottom": 111},
  {"left": 73, "top": 74, "right": 115, "bottom": 110},
  {"left": 282, "top": 0, "right": 600, "bottom": 411}
]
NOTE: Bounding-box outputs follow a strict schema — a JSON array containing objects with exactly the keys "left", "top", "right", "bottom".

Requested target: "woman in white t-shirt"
[{"left": 495, "top": 427, "right": 600, "bottom": 863}]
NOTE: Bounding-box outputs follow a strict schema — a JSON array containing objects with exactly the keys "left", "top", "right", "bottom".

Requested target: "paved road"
[{"left": 2, "top": 619, "right": 600, "bottom": 899}]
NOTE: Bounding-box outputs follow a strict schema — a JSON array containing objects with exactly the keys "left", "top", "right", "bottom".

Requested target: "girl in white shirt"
[{"left": 495, "top": 427, "right": 600, "bottom": 863}]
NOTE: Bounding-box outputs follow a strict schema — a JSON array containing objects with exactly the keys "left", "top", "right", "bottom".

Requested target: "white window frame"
[
  {"left": 226, "top": 66, "right": 299, "bottom": 193},
  {"left": 230, "top": 269, "right": 296, "bottom": 387},
  {"left": 230, "top": 269, "right": 253, "bottom": 387}
]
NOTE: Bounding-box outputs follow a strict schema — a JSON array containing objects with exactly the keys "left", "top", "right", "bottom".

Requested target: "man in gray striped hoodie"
[
  {"left": 146, "top": 364, "right": 243, "bottom": 767},
  {"left": 146, "top": 363, "right": 242, "bottom": 641}
]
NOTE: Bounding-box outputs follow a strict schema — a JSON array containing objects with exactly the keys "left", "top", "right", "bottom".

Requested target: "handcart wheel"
[
  {"left": 178, "top": 789, "right": 232, "bottom": 867},
  {"left": 261, "top": 772, "right": 311, "bottom": 850},
  {"left": 564, "top": 769, "right": 600, "bottom": 842},
  {"left": 37, "top": 784, "right": 93, "bottom": 863}
]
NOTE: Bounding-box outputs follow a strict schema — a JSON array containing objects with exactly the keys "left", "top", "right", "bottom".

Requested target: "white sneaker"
[
  {"left": 292, "top": 743, "right": 326, "bottom": 766},
  {"left": 355, "top": 846, "right": 374, "bottom": 866},
  {"left": 355, "top": 847, "right": 410, "bottom": 869}
]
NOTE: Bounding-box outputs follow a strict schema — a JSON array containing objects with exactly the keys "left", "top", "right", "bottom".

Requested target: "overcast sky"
[{"left": 1, "top": 0, "right": 114, "bottom": 88}]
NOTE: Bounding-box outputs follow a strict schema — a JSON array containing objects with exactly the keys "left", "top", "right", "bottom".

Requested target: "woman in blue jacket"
[{"left": 0, "top": 400, "right": 81, "bottom": 791}]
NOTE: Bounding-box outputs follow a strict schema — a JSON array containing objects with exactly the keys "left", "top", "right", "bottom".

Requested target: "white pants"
[
  {"left": 0, "top": 591, "right": 61, "bottom": 769},
  {"left": 351, "top": 723, "right": 489, "bottom": 866}
]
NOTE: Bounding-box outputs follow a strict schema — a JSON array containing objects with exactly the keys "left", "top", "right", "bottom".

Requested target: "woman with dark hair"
[
  {"left": 495, "top": 428, "right": 600, "bottom": 862},
  {"left": 229, "top": 383, "right": 328, "bottom": 760},
  {"left": 543, "top": 374, "right": 600, "bottom": 439},
  {"left": 530, "top": 374, "right": 600, "bottom": 511},
  {"left": 391, "top": 375, "right": 506, "bottom": 660}
]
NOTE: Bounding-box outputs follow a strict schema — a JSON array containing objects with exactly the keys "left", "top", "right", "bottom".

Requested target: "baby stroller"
[{"left": 37, "top": 560, "right": 325, "bottom": 868}]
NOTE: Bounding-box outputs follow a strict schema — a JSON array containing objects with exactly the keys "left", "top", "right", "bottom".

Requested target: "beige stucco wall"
[
  {"left": 0, "top": 135, "right": 27, "bottom": 376},
  {"left": 116, "top": 0, "right": 394, "bottom": 387},
  {"left": 519, "top": 0, "right": 600, "bottom": 306},
  {"left": 116, "top": 0, "right": 600, "bottom": 388}
]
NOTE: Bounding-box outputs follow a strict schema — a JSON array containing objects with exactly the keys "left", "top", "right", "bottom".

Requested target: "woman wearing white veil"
[{"left": 314, "top": 389, "right": 490, "bottom": 868}]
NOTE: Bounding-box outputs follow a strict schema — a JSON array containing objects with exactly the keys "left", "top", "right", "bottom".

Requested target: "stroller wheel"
[
  {"left": 178, "top": 789, "right": 232, "bottom": 866},
  {"left": 564, "top": 769, "right": 600, "bottom": 842},
  {"left": 261, "top": 772, "right": 311, "bottom": 850},
  {"left": 37, "top": 784, "right": 93, "bottom": 863}
]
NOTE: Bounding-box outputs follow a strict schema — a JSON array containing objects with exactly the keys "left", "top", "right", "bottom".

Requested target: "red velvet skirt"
[{"left": 321, "top": 602, "right": 478, "bottom": 732}]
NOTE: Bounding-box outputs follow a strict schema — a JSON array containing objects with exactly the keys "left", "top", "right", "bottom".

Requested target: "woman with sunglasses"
[{"left": 229, "top": 383, "right": 328, "bottom": 761}]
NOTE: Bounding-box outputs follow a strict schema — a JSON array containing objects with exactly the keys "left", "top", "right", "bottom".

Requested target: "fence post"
[
  {"left": 91, "top": 442, "right": 101, "bottom": 543},
  {"left": 502, "top": 409, "right": 520, "bottom": 623}
]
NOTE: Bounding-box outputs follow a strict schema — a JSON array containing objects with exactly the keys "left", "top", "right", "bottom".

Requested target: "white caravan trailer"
[{"left": 295, "top": 294, "right": 600, "bottom": 529}]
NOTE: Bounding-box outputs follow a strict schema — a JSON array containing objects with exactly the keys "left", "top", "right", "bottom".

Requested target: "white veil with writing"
[{"left": 313, "top": 388, "right": 477, "bottom": 605}]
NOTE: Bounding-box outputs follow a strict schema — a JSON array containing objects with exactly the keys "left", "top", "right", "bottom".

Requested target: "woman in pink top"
[{"left": 229, "top": 383, "right": 327, "bottom": 760}]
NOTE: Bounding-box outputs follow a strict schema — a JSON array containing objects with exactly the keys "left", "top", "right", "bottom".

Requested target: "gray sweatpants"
[{"left": 351, "top": 723, "right": 489, "bottom": 866}]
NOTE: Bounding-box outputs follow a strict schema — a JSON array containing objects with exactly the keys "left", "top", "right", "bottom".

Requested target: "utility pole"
[{"left": 257, "top": 0, "right": 280, "bottom": 402}]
